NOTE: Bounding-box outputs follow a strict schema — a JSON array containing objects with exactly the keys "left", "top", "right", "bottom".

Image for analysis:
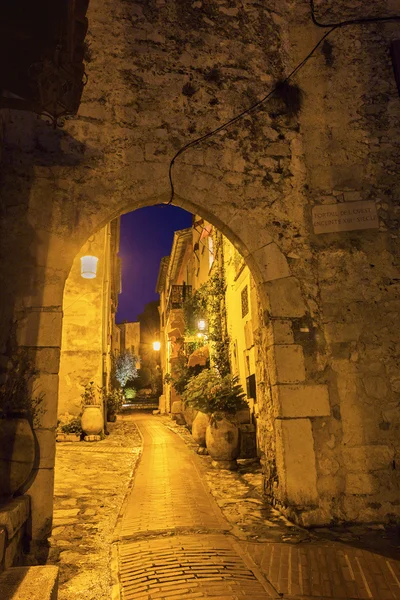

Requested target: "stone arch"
[{"left": 52, "top": 187, "right": 322, "bottom": 535}]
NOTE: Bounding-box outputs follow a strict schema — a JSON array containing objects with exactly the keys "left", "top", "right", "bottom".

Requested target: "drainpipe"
[{"left": 101, "top": 224, "right": 111, "bottom": 434}]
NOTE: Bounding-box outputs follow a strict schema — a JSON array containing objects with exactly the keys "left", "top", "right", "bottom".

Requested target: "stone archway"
[
  {"left": 1, "top": 0, "right": 399, "bottom": 544},
  {"left": 52, "top": 189, "right": 324, "bottom": 538}
]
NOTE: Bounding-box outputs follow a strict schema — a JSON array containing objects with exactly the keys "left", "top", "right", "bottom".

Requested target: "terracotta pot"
[
  {"left": 81, "top": 406, "right": 103, "bottom": 436},
  {"left": 206, "top": 413, "right": 239, "bottom": 470},
  {"left": 0, "top": 417, "right": 35, "bottom": 497},
  {"left": 192, "top": 411, "right": 210, "bottom": 447}
]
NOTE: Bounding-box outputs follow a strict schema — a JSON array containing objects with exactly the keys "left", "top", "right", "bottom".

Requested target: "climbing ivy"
[{"left": 183, "top": 259, "right": 230, "bottom": 377}]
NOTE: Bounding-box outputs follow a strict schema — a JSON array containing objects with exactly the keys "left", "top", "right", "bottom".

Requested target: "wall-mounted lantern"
[
  {"left": 80, "top": 255, "right": 99, "bottom": 279},
  {"left": 197, "top": 319, "right": 207, "bottom": 332},
  {"left": 153, "top": 341, "right": 161, "bottom": 351},
  {"left": 80, "top": 236, "right": 98, "bottom": 279}
]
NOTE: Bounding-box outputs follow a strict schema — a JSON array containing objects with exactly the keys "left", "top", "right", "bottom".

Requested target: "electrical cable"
[{"left": 167, "top": 2, "right": 400, "bottom": 205}]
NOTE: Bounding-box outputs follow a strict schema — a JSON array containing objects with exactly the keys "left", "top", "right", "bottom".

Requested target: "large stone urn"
[
  {"left": 206, "top": 413, "right": 240, "bottom": 470},
  {"left": 191, "top": 411, "right": 210, "bottom": 447},
  {"left": 171, "top": 400, "right": 185, "bottom": 425},
  {"left": 0, "top": 416, "right": 35, "bottom": 498},
  {"left": 183, "top": 404, "right": 197, "bottom": 430},
  {"left": 81, "top": 406, "right": 103, "bottom": 436}
]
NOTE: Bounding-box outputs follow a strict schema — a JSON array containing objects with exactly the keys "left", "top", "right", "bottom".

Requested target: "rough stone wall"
[
  {"left": 0, "top": 0, "right": 400, "bottom": 536},
  {"left": 274, "top": 0, "right": 400, "bottom": 524}
]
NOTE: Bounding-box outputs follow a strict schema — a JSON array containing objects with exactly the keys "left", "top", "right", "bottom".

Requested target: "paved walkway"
[
  {"left": 115, "top": 415, "right": 400, "bottom": 600},
  {"left": 48, "top": 418, "right": 141, "bottom": 600}
]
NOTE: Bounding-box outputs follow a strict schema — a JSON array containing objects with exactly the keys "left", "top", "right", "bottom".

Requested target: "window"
[
  {"left": 246, "top": 374, "right": 256, "bottom": 401},
  {"left": 241, "top": 285, "right": 249, "bottom": 318}
]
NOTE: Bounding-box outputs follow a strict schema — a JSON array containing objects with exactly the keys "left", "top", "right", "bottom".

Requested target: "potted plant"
[
  {"left": 0, "top": 350, "right": 45, "bottom": 498},
  {"left": 105, "top": 388, "right": 124, "bottom": 422},
  {"left": 182, "top": 368, "right": 247, "bottom": 468},
  {"left": 165, "top": 356, "right": 204, "bottom": 427},
  {"left": 81, "top": 382, "right": 103, "bottom": 438},
  {"left": 57, "top": 417, "right": 82, "bottom": 442}
]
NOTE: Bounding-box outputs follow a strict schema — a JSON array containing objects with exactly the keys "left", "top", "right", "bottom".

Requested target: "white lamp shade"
[
  {"left": 153, "top": 341, "right": 161, "bottom": 351},
  {"left": 80, "top": 255, "right": 99, "bottom": 279}
]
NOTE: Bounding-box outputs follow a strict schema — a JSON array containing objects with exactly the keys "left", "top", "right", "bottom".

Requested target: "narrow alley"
[{"left": 51, "top": 414, "right": 400, "bottom": 600}]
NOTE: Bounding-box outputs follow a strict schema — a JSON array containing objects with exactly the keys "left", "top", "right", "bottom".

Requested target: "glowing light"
[
  {"left": 80, "top": 255, "right": 99, "bottom": 279},
  {"left": 153, "top": 341, "right": 161, "bottom": 351},
  {"left": 198, "top": 319, "right": 206, "bottom": 331}
]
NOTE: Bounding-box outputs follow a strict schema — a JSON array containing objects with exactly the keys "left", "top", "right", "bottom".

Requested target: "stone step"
[{"left": 0, "top": 566, "right": 58, "bottom": 600}]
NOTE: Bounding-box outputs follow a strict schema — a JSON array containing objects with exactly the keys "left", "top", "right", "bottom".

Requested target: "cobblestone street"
[
  {"left": 50, "top": 413, "right": 400, "bottom": 599},
  {"left": 48, "top": 417, "right": 141, "bottom": 599}
]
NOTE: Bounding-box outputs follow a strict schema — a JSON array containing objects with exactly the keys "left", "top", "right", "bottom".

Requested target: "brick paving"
[{"left": 116, "top": 414, "right": 400, "bottom": 600}]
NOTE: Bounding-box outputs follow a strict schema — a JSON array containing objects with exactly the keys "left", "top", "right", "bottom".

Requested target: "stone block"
[
  {"left": 343, "top": 445, "right": 394, "bottom": 472},
  {"left": 251, "top": 243, "right": 290, "bottom": 282},
  {"left": 268, "top": 345, "right": 305, "bottom": 385},
  {"left": 33, "top": 430, "right": 56, "bottom": 469},
  {"left": 0, "top": 527, "right": 6, "bottom": 564},
  {"left": 264, "top": 142, "right": 291, "bottom": 156},
  {"left": 334, "top": 359, "right": 364, "bottom": 446},
  {"left": 17, "top": 310, "right": 63, "bottom": 348},
  {"left": 144, "top": 143, "right": 168, "bottom": 162},
  {"left": 21, "top": 469, "right": 54, "bottom": 541},
  {"left": 345, "top": 473, "right": 378, "bottom": 495},
  {"left": 0, "top": 497, "right": 30, "bottom": 539},
  {"left": 331, "top": 164, "right": 364, "bottom": 190},
  {"left": 272, "top": 384, "right": 330, "bottom": 418},
  {"left": 33, "top": 348, "right": 60, "bottom": 375},
  {"left": 4, "top": 527, "right": 24, "bottom": 569},
  {"left": 32, "top": 374, "right": 59, "bottom": 429},
  {"left": 275, "top": 418, "right": 318, "bottom": 504},
  {"left": 325, "top": 322, "right": 362, "bottom": 344},
  {"left": 78, "top": 102, "right": 112, "bottom": 121},
  {"left": 263, "top": 277, "right": 306, "bottom": 318},
  {"left": 267, "top": 320, "right": 294, "bottom": 345},
  {"left": 224, "top": 214, "right": 273, "bottom": 257},
  {"left": 0, "top": 566, "right": 59, "bottom": 600},
  {"left": 124, "top": 145, "right": 145, "bottom": 163},
  {"left": 363, "top": 375, "right": 388, "bottom": 399}
]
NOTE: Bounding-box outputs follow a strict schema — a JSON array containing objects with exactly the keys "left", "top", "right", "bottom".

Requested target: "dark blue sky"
[{"left": 116, "top": 205, "right": 193, "bottom": 323}]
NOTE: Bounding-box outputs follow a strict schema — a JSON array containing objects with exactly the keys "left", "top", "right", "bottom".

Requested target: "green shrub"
[
  {"left": 182, "top": 368, "right": 247, "bottom": 415},
  {"left": 60, "top": 418, "right": 82, "bottom": 435}
]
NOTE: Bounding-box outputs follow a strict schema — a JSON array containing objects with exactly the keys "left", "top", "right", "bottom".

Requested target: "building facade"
[{"left": 118, "top": 321, "right": 141, "bottom": 359}]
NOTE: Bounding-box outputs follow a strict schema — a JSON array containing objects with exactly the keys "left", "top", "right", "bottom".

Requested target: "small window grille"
[{"left": 241, "top": 285, "right": 249, "bottom": 318}]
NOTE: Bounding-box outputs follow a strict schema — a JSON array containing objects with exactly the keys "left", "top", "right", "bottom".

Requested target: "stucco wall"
[{"left": 58, "top": 225, "right": 110, "bottom": 418}]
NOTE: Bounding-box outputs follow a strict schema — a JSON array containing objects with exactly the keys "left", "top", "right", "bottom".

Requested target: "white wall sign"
[{"left": 312, "top": 200, "right": 379, "bottom": 234}]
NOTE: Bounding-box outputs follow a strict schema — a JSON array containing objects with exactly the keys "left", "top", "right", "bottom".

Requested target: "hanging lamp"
[{"left": 80, "top": 236, "right": 99, "bottom": 279}]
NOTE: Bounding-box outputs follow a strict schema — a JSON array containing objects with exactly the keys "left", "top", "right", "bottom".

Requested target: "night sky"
[{"left": 116, "top": 205, "right": 193, "bottom": 323}]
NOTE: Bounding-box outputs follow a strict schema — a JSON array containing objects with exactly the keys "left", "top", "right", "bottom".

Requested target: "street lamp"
[{"left": 153, "top": 341, "right": 161, "bottom": 351}]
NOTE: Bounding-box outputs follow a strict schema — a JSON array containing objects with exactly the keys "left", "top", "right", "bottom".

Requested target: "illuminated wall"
[{"left": 58, "top": 223, "right": 116, "bottom": 418}]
